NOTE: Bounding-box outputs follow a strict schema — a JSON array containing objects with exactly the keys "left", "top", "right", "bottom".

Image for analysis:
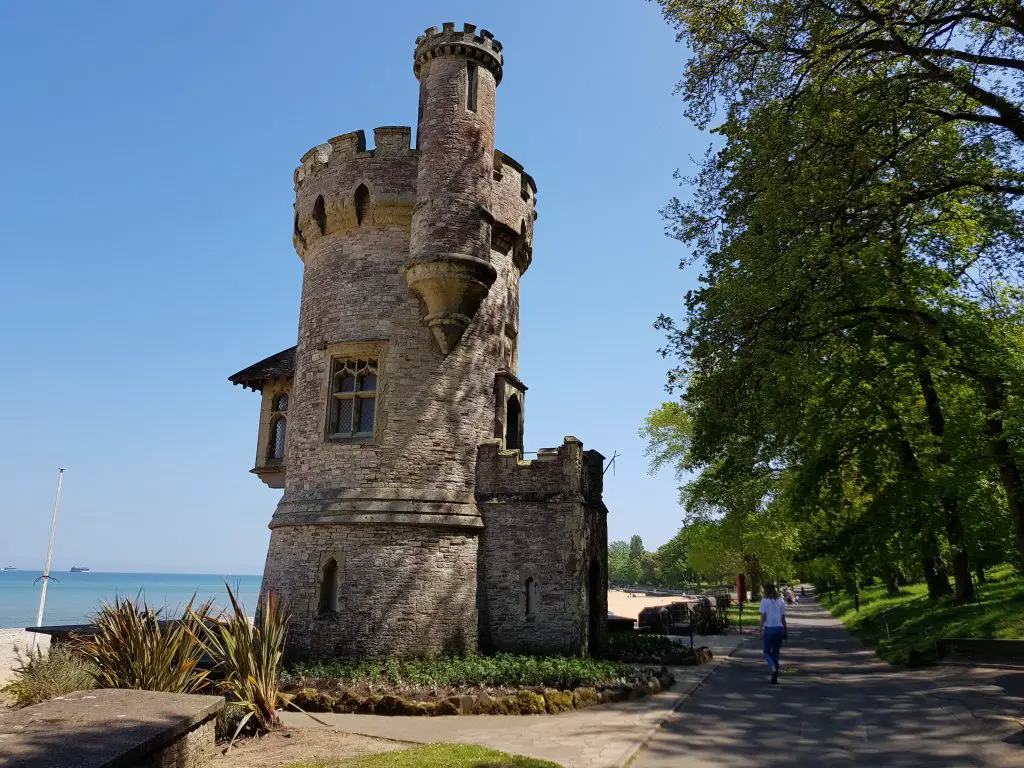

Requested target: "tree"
[
  {"left": 655, "top": 0, "right": 1024, "bottom": 575},
  {"left": 608, "top": 541, "right": 631, "bottom": 585}
]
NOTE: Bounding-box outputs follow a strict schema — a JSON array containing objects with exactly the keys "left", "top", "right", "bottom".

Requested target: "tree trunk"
[
  {"left": 921, "top": 535, "right": 953, "bottom": 599},
  {"left": 979, "top": 376, "right": 1024, "bottom": 566},
  {"left": 744, "top": 555, "right": 762, "bottom": 601},
  {"left": 885, "top": 569, "right": 900, "bottom": 597},
  {"left": 976, "top": 562, "right": 986, "bottom": 585},
  {"left": 916, "top": 359, "right": 973, "bottom": 602},
  {"left": 946, "top": 507, "right": 973, "bottom": 602},
  {"left": 883, "top": 401, "right": 952, "bottom": 599}
]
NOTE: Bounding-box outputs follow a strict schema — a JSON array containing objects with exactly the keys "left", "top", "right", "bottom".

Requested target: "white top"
[{"left": 760, "top": 597, "right": 786, "bottom": 628}]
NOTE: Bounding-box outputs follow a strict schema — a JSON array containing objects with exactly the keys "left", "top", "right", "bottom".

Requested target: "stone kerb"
[
  {"left": 287, "top": 668, "right": 676, "bottom": 716},
  {"left": 0, "top": 688, "right": 224, "bottom": 768}
]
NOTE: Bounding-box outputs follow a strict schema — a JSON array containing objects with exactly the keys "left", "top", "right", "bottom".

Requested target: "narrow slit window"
[
  {"left": 354, "top": 184, "right": 369, "bottom": 226},
  {"left": 466, "top": 62, "right": 478, "bottom": 112},
  {"left": 269, "top": 417, "right": 286, "bottom": 460},
  {"left": 313, "top": 195, "right": 326, "bottom": 235},
  {"left": 526, "top": 577, "right": 537, "bottom": 618},
  {"left": 319, "top": 558, "right": 338, "bottom": 614}
]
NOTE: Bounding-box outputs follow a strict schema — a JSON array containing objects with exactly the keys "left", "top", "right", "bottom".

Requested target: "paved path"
[
  {"left": 635, "top": 596, "right": 1024, "bottom": 767},
  {"left": 280, "top": 634, "right": 746, "bottom": 768}
]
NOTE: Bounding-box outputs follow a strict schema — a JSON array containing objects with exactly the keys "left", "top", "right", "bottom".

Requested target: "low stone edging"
[{"left": 284, "top": 669, "right": 677, "bottom": 716}]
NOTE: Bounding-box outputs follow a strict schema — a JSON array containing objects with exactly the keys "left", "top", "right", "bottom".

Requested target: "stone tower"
[{"left": 230, "top": 24, "right": 608, "bottom": 660}]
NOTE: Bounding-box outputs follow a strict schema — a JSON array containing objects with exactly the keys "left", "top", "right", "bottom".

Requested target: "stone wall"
[
  {"left": 263, "top": 523, "right": 478, "bottom": 659},
  {"left": 245, "top": 23, "right": 612, "bottom": 663},
  {"left": 476, "top": 439, "right": 609, "bottom": 656},
  {"left": 136, "top": 717, "right": 215, "bottom": 768}
]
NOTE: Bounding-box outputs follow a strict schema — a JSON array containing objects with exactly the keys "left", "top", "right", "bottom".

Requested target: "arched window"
[
  {"left": 354, "top": 184, "right": 369, "bottom": 226},
  {"left": 505, "top": 395, "right": 522, "bottom": 452},
  {"left": 313, "top": 195, "right": 326, "bottom": 235},
  {"left": 525, "top": 576, "right": 537, "bottom": 618},
  {"left": 268, "top": 393, "right": 288, "bottom": 461},
  {"left": 319, "top": 558, "right": 338, "bottom": 614},
  {"left": 329, "top": 358, "right": 377, "bottom": 438}
]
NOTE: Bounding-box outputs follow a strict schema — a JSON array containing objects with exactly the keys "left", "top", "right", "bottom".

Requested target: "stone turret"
[
  {"left": 405, "top": 23, "right": 504, "bottom": 354},
  {"left": 229, "top": 24, "right": 606, "bottom": 662}
]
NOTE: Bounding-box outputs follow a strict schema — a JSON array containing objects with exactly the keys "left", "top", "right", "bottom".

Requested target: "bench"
[{"left": 0, "top": 689, "right": 224, "bottom": 768}]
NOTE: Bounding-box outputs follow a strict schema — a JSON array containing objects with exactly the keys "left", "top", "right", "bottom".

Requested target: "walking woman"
[{"left": 759, "top": 583, "right": 788, "bottom": 684}]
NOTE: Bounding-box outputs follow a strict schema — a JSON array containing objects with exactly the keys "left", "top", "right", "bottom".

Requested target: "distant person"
[
  {"left": 759, "top": 583, "right": 788, "bottom": 684},
  {"left": 800, "top": 586, "right": 806, "bottom": 598}
]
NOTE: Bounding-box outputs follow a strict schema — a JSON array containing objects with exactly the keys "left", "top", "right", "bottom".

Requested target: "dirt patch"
[{"left": 213, "top": 728, "right": 405, "bottom": 768}]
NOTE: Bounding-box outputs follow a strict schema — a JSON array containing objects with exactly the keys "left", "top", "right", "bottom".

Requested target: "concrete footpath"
[
  {"left": 280, "top": 633, "right": 746, "bottom": 768},
  {"left": 635, "top": 596, "right": 1024, "bottom": 767}
]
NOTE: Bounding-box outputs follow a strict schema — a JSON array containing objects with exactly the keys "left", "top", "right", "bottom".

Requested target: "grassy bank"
[
  {"left": 286, "top": 744, "right": 562, "bottom": 767},
  {"left": 824, "top": 564, "right": 1024, "bottom": 664}
]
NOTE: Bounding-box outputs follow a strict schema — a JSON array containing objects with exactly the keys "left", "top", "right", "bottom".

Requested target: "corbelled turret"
[{"left": 404, "top": 23, "right": 504, "bottom": 354}]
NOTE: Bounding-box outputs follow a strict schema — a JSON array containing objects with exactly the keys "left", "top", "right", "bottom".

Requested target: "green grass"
[
  {"left": 283, "top": 653, "right": 637, "bottom": 690},
  {"left": 285, "top": 743, "right": 563, "bottom": 767},
  {"left": 825, "top": 563, "right": 1024, "bottom": 664}
]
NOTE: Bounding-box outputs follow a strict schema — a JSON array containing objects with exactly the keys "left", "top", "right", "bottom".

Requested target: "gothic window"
[
  {"left": 329, "top": 358, "right": 377, "bottom": 438},
  {"left": 354, "top": 184, "right": 369, "bottom": 226},
  {"left": 313, "top": 195, "right": 326, "bottom": 235},
  {"left": 466, "top": 62, "right": 478, "bottom": 112},
  {"left": 319, "top": 558, "right": 338, "bottom": 614},
  {"left": 268, "top": 393, "right": 288, "bottom": 461}
]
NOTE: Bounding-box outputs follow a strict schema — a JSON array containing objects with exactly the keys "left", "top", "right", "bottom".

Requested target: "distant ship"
[
  {"left": 70, "top": 565, "right": 90, "bottom": 573},
  {"left": 2, "top": 566, "right": 15, "bottom": 571}
]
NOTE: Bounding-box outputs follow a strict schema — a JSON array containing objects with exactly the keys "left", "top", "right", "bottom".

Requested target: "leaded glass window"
[
  {"left": 329, "top": 358, "right": 377, "bottom": 438},
  {"left": 270, "top": 417, "right": 286, "bottom": 460}
]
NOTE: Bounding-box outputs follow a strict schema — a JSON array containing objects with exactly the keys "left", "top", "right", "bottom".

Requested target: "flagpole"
[{"left": 32, "top": 468, "right": 65, "bottom": 650}]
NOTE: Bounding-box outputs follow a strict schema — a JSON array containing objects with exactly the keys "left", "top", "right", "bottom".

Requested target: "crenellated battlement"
[
  {"left": 475, "top": 437, "right": 605, "bottom": 505},
  {"left": 491, "top": 150, "right": 538, "bottom": 272},
  {"left": 414, "top": 22, "right": 503, "bottom": 84},
  {"left": 291, "top": 127, "right": 419, "bottom": 258},
  {"left": 294, "top": 127, "right": 416, "bottom": 192}
]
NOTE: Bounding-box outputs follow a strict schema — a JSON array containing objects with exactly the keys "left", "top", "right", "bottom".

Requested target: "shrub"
[
  {"left": 606, "top": 633, "right": 697, "bottom": 664},
  {"left": 2, "top": 644, "right": 97, "bottom": 706},
  {"left": 191, "top": 584, "right": 289, "bottom": 742},
  {"left": 284, "top": 653, "right": 638, "bottom": 690},
  {"left": 75, "top": 595, "right": 213, "bottom": 693}
]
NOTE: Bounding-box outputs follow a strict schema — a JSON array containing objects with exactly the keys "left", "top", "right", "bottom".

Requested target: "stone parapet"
[
  {"left": 292, "top": 127, "right": 418, "bottom": 260},
  {"left": 414, "top": 23, "right": 503, "bottom": 83},
  {"left": 475, "top": 437, "right": 605, "bottom": 506}
]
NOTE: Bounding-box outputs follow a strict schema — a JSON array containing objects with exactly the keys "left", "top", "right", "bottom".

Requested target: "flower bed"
[{"left": 279, "top": 653, "right": 676, "bottom": 716}]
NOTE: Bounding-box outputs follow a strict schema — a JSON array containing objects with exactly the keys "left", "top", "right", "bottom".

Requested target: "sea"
[{"left": 0, "top": 570, "right": 262, "bottom": 628}]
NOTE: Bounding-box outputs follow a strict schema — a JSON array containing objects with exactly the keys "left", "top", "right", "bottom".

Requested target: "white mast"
[{"left": 32, "top": 468, "right": 65, "bottom": 650}]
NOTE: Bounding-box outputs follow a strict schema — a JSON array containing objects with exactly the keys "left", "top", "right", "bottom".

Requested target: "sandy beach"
[
  {"left": 607, "top": 589, "right": 703, "bottom": 622},
  {"left": 0, "top": 629, "right": 49, "bottom": 687}
]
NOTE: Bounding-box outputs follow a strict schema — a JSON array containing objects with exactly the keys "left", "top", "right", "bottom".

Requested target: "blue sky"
[{"left": 0, "top": 1, "right": 705, "bottom": 574}]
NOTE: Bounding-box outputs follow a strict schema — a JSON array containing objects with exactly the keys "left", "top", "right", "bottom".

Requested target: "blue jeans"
[{"left": 763, "top": 626, "right": 784, "bottom": 671}]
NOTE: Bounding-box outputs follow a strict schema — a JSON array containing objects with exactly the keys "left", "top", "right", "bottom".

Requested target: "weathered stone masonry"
[{"left": 229, "top": 23, "right": 609, "bottom": 659}]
